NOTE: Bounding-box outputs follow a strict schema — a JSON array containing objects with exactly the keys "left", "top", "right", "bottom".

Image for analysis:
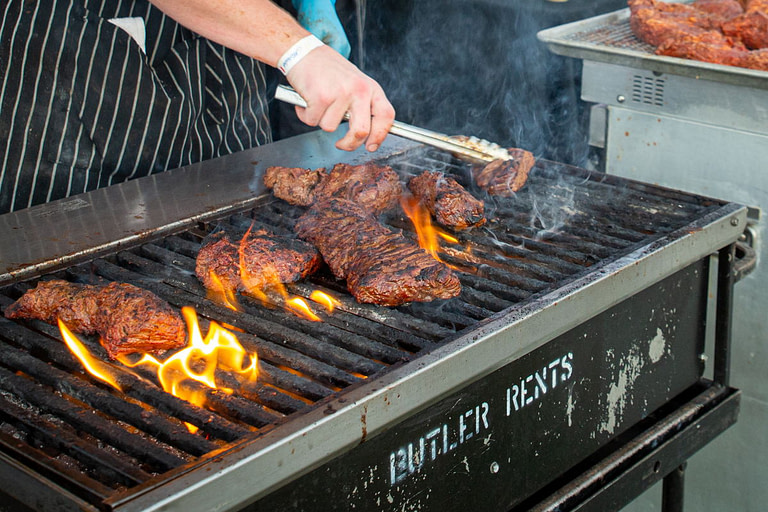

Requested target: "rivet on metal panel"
[
  {"left": 617, "top": 95, "right": 626, "bottom": 103},
  {"left": 730, "top": 217, "right": 740, "bottom": 227}
]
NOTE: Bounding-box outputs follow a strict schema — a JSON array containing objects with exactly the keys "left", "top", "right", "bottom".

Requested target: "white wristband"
[{"left": 277, "top": 35, "right": 324, "bottom": 75}]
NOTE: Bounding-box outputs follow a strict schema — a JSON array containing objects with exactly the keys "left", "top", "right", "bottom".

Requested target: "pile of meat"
[
  {"left": 629, "top": 0, "right": 768, "bottom": 70},
  {"left": 262, "top": 155, "right": 535, "bottom": 306},
  {"left": 264, "top": 162, "right": 402, "bottom": 214},
  {"left": 4, "top": 280, "right": 186, "bottom": 359}
]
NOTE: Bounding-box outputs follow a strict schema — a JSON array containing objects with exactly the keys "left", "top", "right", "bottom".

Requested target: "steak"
[
  {"left": 4, "top": 280, "right": 186, "bottom": 359},
  {"left": 407, "top": 170, "right": 486, "bottom": 230},
  {"left": 312, "top": 163, "right": 402, "bottom": 214},
  {"left": 264, "top": 162, "right": 402, "bottom": 214},
  {"left": 295, "top": 199, "right": 461, "bottom": 306},
  {"left": 263, "top": 166, "right": 326, "bottom": 206},
  {"left": 472, "top": 148, "right": 535, "bottom": 196},
  {"left": 195, "top": 228, "right": 322, "bottom": 293}
]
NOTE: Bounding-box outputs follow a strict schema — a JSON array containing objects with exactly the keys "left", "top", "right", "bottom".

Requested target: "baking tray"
[{"left": 537, "top": 7, "right": 768, "bottom": 91}]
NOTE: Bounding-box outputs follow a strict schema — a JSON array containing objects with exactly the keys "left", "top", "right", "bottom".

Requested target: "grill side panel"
[{"left": 253, "top": 260, "right": 710, "bottom": 511}]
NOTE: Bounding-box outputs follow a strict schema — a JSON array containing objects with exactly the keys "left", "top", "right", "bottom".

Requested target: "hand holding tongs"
[{"left": 275, "top": 85, "right": 512, "bottom": 162}]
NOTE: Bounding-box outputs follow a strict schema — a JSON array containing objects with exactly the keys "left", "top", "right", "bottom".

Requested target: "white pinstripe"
[
  {"left": 0, "top": 1, "right": 25, "bottom": 196},
  {"left": 11, "top": 1, "right": 56, "bottom": 211},
  {"left": 1, "top": 0, "right": 271, "bottom": 213}
]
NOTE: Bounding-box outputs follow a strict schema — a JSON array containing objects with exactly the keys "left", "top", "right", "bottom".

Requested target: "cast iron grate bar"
[
  {"left": 0, "top": 300, "right": 254, "bottom": 441},
  {"left": 0, "top": 406, "right": 125, "bottom": 499},
  {"left": 0, "top": 391, "right": 152, "bottom": 487}
]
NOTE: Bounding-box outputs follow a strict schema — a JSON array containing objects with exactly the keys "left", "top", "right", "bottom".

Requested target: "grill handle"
[{"left": 275, "top": 85, "right": 509, "bottom": 162}]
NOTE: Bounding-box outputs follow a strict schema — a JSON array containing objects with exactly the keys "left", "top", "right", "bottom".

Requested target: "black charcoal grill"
[{"left": 0, "top": 131, "right": 747, "bottom": 511}]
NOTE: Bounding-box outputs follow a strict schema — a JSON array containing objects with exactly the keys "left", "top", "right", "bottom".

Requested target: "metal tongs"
[{"left": 275, "top": 85, "right": 512, "bottom": 162}]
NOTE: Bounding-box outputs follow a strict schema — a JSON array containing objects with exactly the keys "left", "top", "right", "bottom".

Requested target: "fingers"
[
  {"left": 335, "top": 87, "right": 394, "bottom": 152},
  {"left": 366, "top": 91, "right": 396, "bottom": 152},
  {"left": 286, "top": 47, "right": 395, "bottom": 152}
]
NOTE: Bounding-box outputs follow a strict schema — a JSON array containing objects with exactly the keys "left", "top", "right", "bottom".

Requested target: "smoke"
[{"left": 361, "top": 0, "right": 626, "bottom": 167}]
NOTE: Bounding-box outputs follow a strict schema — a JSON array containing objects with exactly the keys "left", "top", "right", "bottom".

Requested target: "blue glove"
[{"left": 292, "top": 0, "right": 351, "bottom": 58}]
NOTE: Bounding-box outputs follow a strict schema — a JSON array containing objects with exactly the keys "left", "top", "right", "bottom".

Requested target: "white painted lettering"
[{"left": 505, "top": 352, "right": 575, "bottom": 416}]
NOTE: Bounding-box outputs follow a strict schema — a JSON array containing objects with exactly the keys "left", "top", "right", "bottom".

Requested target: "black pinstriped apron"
[{"left": 0, "top": 0, "right": 272, "bottom": 213}]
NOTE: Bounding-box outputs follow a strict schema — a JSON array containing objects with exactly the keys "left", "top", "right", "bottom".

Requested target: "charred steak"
[
  {"left": 408, "top": 170, "right": 486, "bottom": 230},
  {"left": 264, "top": 162, "right": 402, "bottom": 214},
  {"left": 472, "top": 148, "right": 535, "bottom": 196},
  {"left": 263, "top": 165, "right": 326, "bottom": 206},
  {"left": 4, "top": 280, "right": 186, "bottom": 359},
  {"left": 195, "top": 228, "right": 321, "bottom": 292},
  {"left": 295, "top": 198, "right": 461, "bottom": 306}
]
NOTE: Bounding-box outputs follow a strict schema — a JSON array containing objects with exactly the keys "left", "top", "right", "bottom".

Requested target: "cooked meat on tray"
[
  {"left": 195, "top": 228, "right": 321, "bottom": 292},
  {"left": 628, "top": 0, "right": 768, "bottom": 71},
  {"left": 407, "top": 170, "right": 486, "bottom": 230},
  {"left": 264, "top": 162, "right": 403, "bottom": 214},
  {"left": 721, "top": 4, "right": 768, "bottom": 50},
  {"left": 4, "top": 280, "right": 186, "bottom": 359},
  {"left": 656, "top": 31, "right": 749, "bottom": 67},
  {"left": 472, "top": 148, "right": 535, "bottom": 196},
  {"left": 295, "top": 198, "right": 461, "bottom": 306}
]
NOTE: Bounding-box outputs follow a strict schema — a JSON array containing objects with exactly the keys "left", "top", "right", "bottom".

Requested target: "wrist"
[{"left": 277, "top": 34, "right": 325, "bottom": 75}]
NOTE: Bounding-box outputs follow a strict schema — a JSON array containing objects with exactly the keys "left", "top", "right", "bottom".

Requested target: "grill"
[{"left": 0, "top": 132, "right": 746, "bottom": 511}]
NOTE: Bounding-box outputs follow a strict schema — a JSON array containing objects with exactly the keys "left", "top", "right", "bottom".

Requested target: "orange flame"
[
  {"left": 437, "top": 231, "right": 460, "bottom": 244},
  {"left": 121, "top": 307, "right": 259, "bottom": 409},
  {"left": 58, "top": 307, "right": 261, "bottom": 434},
  {"left": 58, "top": 319, "right": 123, "bottom": 391},
  {"left": 286, "top": 297, "right": 321, "bottom": 322},
  {"left": 206, "top": 271, "right": 242, "bottom": 311},
  {"left": 400, "top": 195, "right": 464, "bottom": 268},
  {"left": 310, "top": 290, "right": 342, "bottom": 313}
]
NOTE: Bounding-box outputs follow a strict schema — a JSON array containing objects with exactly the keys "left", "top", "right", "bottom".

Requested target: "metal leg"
[
  {"left": 714, "top": 243, "right": 736, "bottom": 387},
  {"left": 661, "top": 463, "right": 687, "bottom": 512}
]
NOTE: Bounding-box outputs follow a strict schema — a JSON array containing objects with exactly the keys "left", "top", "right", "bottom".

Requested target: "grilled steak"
[
  {"left": 92, "top": 282, "right": 187, "bottom": 358},
  {"left": 408, "top": 171, "right": 486, "bottom": 230},
  {"left": 195, "top": 228, "right": 321, "bottom": 293},
  {"left": 4, "top": 280, "right": 186, "bottom": 359},
  {"left": 312, "top": 163, "right": 402, "bottom": 214},
  {"left": 472, "top": 148, "right": 535, "bottom": 196},
  {"left": 264, "top": 162, "right": 402, "bottom": 214},
  {"left": 263, "top": 165, "right": 326, "bottom": 206},
  {"left": 295, "top": 199, "right": 461, "bottom": 306}
]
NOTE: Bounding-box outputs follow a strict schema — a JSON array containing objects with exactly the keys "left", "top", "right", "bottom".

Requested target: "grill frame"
[{"left": 0, "top": 130, "right": 748, "bottom": 511}]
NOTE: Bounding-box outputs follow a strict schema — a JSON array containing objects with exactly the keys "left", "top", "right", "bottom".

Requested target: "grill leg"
[
  {"left": 661, "top": 463, "right": 686, "bottom": 512},
  {"left": 714, "top": 243, "right": 736, "bottom": 387}
]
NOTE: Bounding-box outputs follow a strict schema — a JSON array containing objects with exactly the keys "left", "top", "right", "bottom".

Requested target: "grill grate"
[
  {"left": 0, "top": 149, "right": 722, "bottom": 508},
  {"left": 560, "top": 17, "right": 654, "bottom": 53}
]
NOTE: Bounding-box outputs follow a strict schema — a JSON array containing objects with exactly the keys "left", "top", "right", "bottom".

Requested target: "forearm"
[{"left": 148, "top": 0, "right": 309, "bottom": 67}]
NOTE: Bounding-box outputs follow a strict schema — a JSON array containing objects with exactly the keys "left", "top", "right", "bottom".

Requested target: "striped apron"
[{"left": 0, "top": 0, "right": 272, "bottom": 213}]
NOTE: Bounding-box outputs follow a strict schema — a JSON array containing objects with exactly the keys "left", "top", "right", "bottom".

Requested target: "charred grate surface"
[{"left": 0, "top": 149, "right": 722, "bottom": 508}]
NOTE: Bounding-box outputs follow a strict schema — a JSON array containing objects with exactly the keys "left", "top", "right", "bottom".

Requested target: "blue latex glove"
[{"left": 292, "top": 0, "right": 351, "bottom": 58}]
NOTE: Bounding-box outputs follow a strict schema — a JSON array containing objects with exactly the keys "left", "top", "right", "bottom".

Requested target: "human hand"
[
  {"left": 286, "top": 45, "right": 395, "bottom": 152},
  {"left": 293, "top": 0, "right": 351, "bottom": 58}
]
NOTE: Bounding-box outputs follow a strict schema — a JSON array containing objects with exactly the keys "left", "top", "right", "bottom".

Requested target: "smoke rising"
[{"left": 361, "top": 0, "right": 627, "bottom": 167}]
